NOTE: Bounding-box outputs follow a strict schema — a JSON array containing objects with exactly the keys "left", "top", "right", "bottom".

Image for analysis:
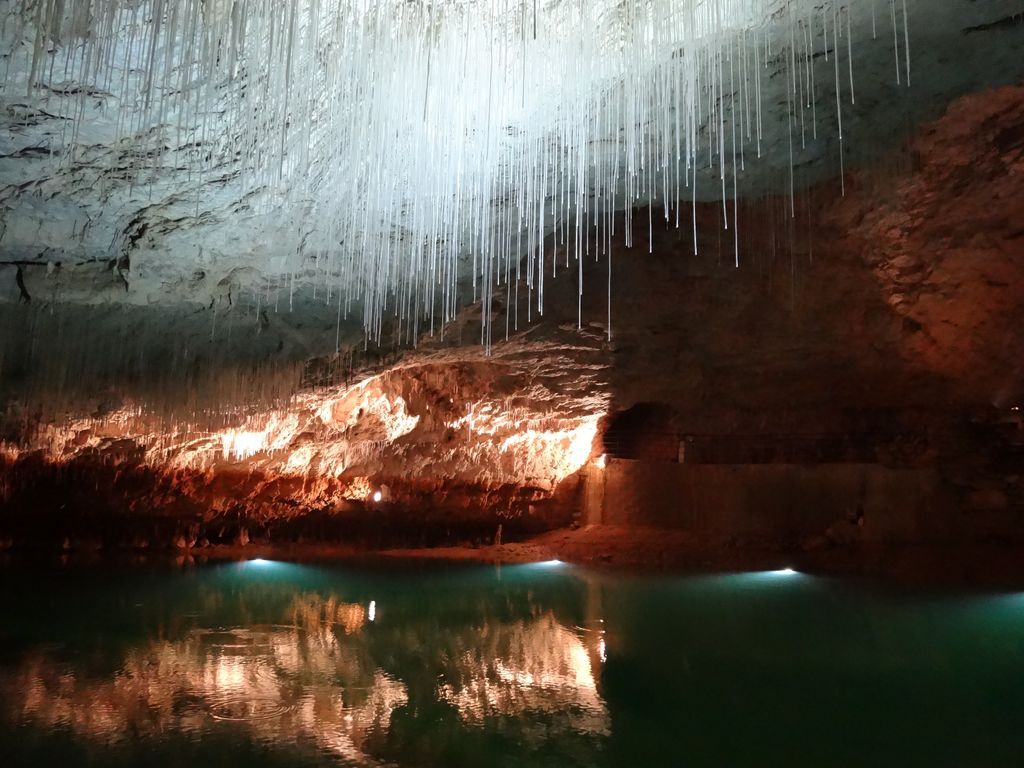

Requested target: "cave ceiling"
[{"left": 0, "top": 0, "right": 1021, "bottom": 385}]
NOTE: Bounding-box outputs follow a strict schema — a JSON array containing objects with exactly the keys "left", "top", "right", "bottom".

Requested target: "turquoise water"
[{"left": 1, "top": 560, "right": 1023, "bottom": 767}]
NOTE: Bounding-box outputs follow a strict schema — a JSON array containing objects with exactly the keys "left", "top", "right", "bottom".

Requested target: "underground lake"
[{"left": 1, "top": 559, "right": 1022, "bottom": 767}]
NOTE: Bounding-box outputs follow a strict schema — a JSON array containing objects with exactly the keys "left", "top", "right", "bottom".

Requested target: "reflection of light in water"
[
  {"left": 701, "top": 569, "right": 810, "bottom": 587},
  {"left": 438, "top": 613, "right": 608, "bottom": 736},
  {"left": 12, "top": 595, "right": 405, "bottom": 765},
  {"left": 291, "top": 592, "right": 368, "bottom": 636},
  {"left": 7, "top": 592, "right": 607, "bottom": 758},
  {"left": 235, "top": 560, "right": 313, "bottom": 579}
]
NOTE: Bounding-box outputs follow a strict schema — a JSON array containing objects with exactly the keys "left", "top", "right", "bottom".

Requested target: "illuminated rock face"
[
  {"left": 1, "top": 3, "right": 1023, "bottom": 544},
  {"left": 0, "top": 326, "right": 611, "bottom": 542},
  {"left": 823, "top": 84, "right": 1024, "bottom": 406}
]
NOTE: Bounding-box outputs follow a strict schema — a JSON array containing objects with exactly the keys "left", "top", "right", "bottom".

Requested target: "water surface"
[{"left": 1, "top": 559, "right": 1022, "bottom": 767}]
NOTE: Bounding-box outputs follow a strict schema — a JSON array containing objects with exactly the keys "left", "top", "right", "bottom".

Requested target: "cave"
[{"left": 1, "top": 1, "right": 1024, "bottom": 765}]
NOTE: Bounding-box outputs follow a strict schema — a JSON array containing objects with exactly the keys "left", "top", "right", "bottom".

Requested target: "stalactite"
[{"left": 0, "top": 0, "right": 909, "bottom": 349}]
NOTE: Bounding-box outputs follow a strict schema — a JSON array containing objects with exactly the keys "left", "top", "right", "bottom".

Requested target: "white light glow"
[
  {"left": 368, "top": 601, "right": 376, "bottom": 623},
  {"left": 372, "top": 490, "right": 382, "bottom": 503}
]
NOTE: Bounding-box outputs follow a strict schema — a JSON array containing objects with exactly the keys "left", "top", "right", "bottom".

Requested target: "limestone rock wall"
[{"left": 2, "top": 85, "right": 1024, "bottom": 548}]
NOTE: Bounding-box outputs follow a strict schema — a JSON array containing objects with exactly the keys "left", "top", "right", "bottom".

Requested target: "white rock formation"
[{"left": 2, "top": 0, "right": 1021, "bottom": 349}]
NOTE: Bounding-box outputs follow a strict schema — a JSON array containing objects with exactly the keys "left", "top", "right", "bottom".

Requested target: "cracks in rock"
[
  {"left": 14, "top": 265, "right": 29, "bottom": 302},
  {"left": 118, "top": 202, "right": 220, "bottom": 279},
  {"left": 993, "top": 121, "right": 1024, "bottom": 162},
  {"left": 0, "top": 144, "right": 53, "bottom": 159},
  {"left": 34, "top": 82, "right": 113, "bottom": 100},
  {"left": 111, "top": 254, "right": 130, "bottom": 292},
  {"left": 0, "top": 256, "right": 64, "bottom": 301},
  {"left": 1, "top": 253, "right": 129, "bottom": 294},
  {"left": 962, "top": 13, "right": 1024, "bottom": 35},
  {"left": 2, "top": 104, "right": 71, "bottom": 127}
]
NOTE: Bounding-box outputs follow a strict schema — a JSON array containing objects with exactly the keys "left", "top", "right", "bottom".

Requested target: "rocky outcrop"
[
  {"left": 828, "top": 85, "right": 1024, "bottom": 405},
  {"left": 0, "top": 330, "right": 610, "bottom": 546}
]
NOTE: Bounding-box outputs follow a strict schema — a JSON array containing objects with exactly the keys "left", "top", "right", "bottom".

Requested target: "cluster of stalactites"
[{"left": 2, "top": 0, "right": 910, "bottom": 350}]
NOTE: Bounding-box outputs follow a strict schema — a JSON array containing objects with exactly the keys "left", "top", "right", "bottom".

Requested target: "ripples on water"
[{"left": 1, "top": 561, "right": 1024, "bottom": 767}]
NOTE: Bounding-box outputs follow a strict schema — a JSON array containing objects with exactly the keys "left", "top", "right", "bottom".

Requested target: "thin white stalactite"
[{"left": 1, "top": 0, "right": 908, "bottom": 350}]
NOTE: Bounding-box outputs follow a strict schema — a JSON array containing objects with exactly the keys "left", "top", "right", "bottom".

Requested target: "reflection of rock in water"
[
  {"left": 10, "top": 603, "right": 406, "bottom": 766},
  {"left": 438, "top": 612, "right": 608, "bottom": 738},
  {"left": 290, "top": 591, "right": 369, "bottom": 636},
  {"left": 4, "top": 596, "right": 607, "bottom": 762}
]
